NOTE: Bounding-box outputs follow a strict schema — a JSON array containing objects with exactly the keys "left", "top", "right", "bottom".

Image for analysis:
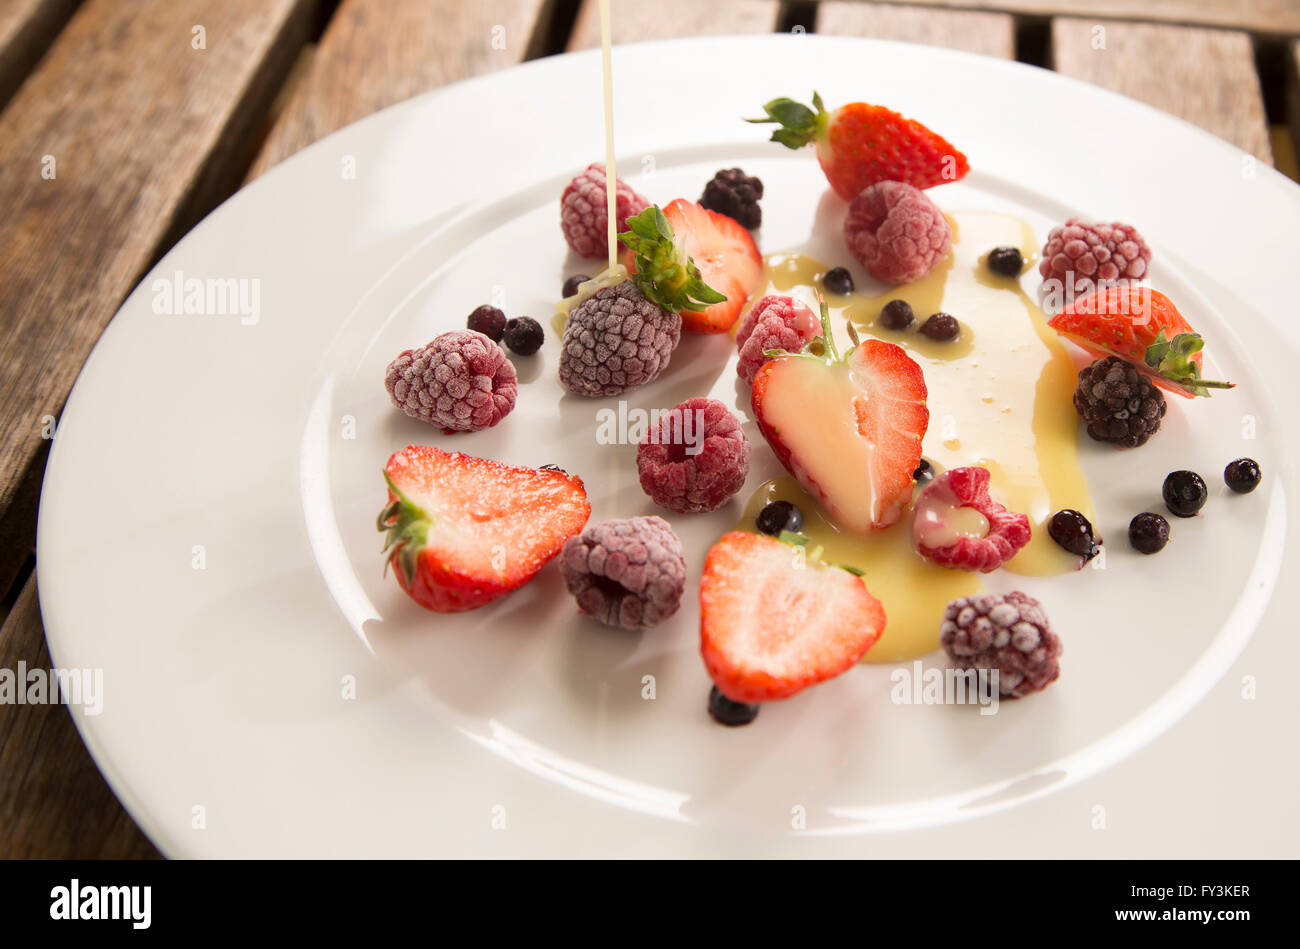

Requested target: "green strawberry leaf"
[
  {"left": 1142, "top": 330, "right": 1234, "bottom": 398},
  {"left": 745, "top": 92, "right": 828, "bottom": 149},
  {"left": 618, "top": 206, "right": 727, "bottom": 314}
]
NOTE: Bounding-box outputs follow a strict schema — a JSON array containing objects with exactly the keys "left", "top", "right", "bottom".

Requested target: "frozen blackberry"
[
  {"left": 822, "top": 266, "right": 855, "bottom": 295},
  {"left": 466, "top": 304, "right": 506, "bottom": 342},
  {"left": 699, "top": 167, "right": 763, "bottom": 229},
  {"left": 756, "top": 500, "right": 802, "bottom": 536},
  {"left": 1224, "top": 458, "right": 1261, "bottom": 494},
  {"left": 940, "top": 591, "right": 1061, "bottom": 698},
  {"left": 636, "top": 398, "right": 749, "bottom": 514},
  {"left": 562, "top": 274, "right": 590, "bottom": 298},
  {"left": 1163, "top": 470, "right": 1207, "bottom": 517},
  {"left": 986, "top": 246, "right": 1024, "bottom": 277},
  {"left": 1047, "top": 509, "right": 1101, "bottom": 562},
  {"left": 384, "top": 330, "right": 517, "bottom": 433},
  {"left": 559, "top": 516, "right": 686, "bottom": 629},
  {"left": 1074, "top": 356, "right": 1166, "bottom": 447},
  {"left": 1128, "top": 512, "right": 1169, "bottom": 554},
  {"left": 503, "top": 316, "right": 544, "bottom": 356},
  {"left": 919, "top": 312, "right": 959, "bottom": 342},
  {"left": 913, "top": 458, "right": 934, "bottom": 484},
  {"left": 879, "top": 299, "right": 914, "bottom": 331},
  {"left": 708, "top": 685, "right": 759, "bottom": 726}
]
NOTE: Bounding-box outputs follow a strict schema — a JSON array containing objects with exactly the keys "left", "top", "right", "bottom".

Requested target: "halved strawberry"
[
  {"left": 378, "top": 446, "right": 591, "bottom": 612},
  {"left": 749, "top": 92, "right": 969, "bottom": 201},
  {"left": 626, "top": 198, "right": 762, "bottom": 333},
  {"left": 752, "top": 303, "right": 928, "bottom": 532},
  {"left": 1048, "top": 286, "right": 1233, "bottom": 399},
  {"left": 700, "top": 531, "right": 885, "bottom": 703}
]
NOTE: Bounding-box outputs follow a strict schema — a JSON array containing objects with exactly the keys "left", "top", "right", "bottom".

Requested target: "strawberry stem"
[
  {"left": 618, "top": 206, "right": 727, "bottom": 314},
  {"left": 746, "top": 92, "right": 828, "bottom": 149},
  {"left": 1143, "top": 330, "right": 1234, "bottom": 398},
  {"left": 377, "top": 472, "right": 431, "bottom": 584}
]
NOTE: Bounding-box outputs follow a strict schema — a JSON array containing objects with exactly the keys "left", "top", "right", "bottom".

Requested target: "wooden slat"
[
  {"left": 818, "top": 0, "right": 1300, "bottom": 38},
  {"left": 814, "top": 1, "right": 1014, "bottom": 58},
  {"left": 1051, "top": 18, "right": 1273, "bottom": 164},
  {"left": 0, "top": 575, "right": 159, "bottom": 858},
  {"left": 1288, "top": 41, "right": 1300, "bottom": 180},
  {"left": 568, "top": 0, "right": 780, "bottom": 51},
  {"left": 247, "top": 0, "right": 552, "bottom": 179},
  {"left": 0, "top": 0, "right": 79, "bottom": 111}
]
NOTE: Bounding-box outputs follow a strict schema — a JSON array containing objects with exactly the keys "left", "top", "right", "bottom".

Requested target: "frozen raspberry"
[
  {"left": 1038, "top": 217, "right": 1151, "bottom": 300},
  {"left": 735, "top": 295, "right": 820, "bottom": 384},
  {"left": 559, "top": 281, "right": 680, "bottom": 397},
  {"left": 637, "top": 398, "right": 749, "bottom": 513},
  {"left": 560, "top": 162, "right": 650, "bottom": 259},
  {"left": 913, "top": 466, "right": 1031, "bottom": 573},
  {"left": 385, "top": 330, "right": 516, "bottom": 433},
  {"left": 940, "top": 591, "right": 1061, "bottom": 698},
  {"left": 843, "top": 181, "right": 951, "bottom": 285},
  {"left": 559, "top": 516, "right": 686, "bottom": 628}
]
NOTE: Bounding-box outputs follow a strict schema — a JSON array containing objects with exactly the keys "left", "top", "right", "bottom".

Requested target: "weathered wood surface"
[
  {"left": 568, "top": 0, "right": 781, "bottom": 50},
  {"left": 0, "top": 0, "right": 80, "bottom": 110},
  {"left": 814, "top": 1, "right": 1015, "bottom": 58}
]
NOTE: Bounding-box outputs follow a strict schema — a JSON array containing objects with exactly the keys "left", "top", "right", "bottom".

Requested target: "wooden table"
[{"left": 1, "top": 0, "right": 1297, "bottom": 859}]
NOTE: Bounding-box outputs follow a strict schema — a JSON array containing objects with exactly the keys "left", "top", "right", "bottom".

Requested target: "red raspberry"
[
  {"left": 940, "top": 591, "right": 1061, "bottom": 697},
  {"left": 1038, "top": 217, "right": 1150, "bottom": 301},
  {"left": 843, "top": 180, "right": 951, "bottom": 285},
  {"left": 559, "top": 516, "right": 686, "bottom": 628},
  {"left": 637, "top": 397, "right": 749, "bottom": 514},
  {"left": 913, "top": 466, "right": 1031, "bottom": 573},
  {"left": 735, "top": 295, "right": 820, "bottom": 384},
  {"left": 560, "top": 162, "right": 650, "bottom": 259},
  {"left": 384, "top": 330, "right": 516, "bottom": 434}
]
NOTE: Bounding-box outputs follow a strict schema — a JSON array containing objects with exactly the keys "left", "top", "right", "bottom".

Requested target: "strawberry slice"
[
  {"left": 749, "top": 92, "right": 969, "bottom": 201},
  {"left": 626, "top": 198, "right": 762, "bottom": 333},
  {"left": 378, "top": 446, "right": 591, "bottom": 612},
  {"left": 1047, "top": 286, "right": 1233, "bottom": 399},
  {"left": 751, "top": 303, "right": 928, "bottom": 531},
  {"left": 700, "top": 531, "right": 885, "bottom": 703}
]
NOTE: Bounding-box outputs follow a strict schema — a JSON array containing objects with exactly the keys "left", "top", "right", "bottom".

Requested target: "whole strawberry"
[{"left": 749, "top": 92, "right": 969, "bottom": 200}]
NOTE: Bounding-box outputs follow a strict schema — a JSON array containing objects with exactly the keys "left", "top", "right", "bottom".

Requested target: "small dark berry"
[
  {"left": 756, "top": 500, "right": 802, "bottom": 536},
  {"left": 1129, "top": 512, "right": 1170, "bottom": 554},
  {"left": 700, "top": 168, "right": 763, "bottom": 229},
  {"left": 823, "top": 266, "right": 855, "bottom": 295},
  {"left": 1224, "top": 458, "right": 1261, "bottom": 494},
  {"left": 708, "top": 685, "right": 759, "bottom": 726},
  {"left": 879, "top": 299, "right": 914, "bottom": 331},
  {"left": 562, "top": 274, "right": 589, "bottom": 298},
  {"left": 913, "top": 458, "right": 934, "bottom": 483},
  {"left": 467, "top": 304, "right": 506, "bottom": 342},
  {"left": 1163, "top": 470, "right": 1207, "bottom": 518},
  {"left": 503, "top": 316, "right": 544, "bottom": 356},
  {"left": 919, "top": 312, "right": 960, "bottom": 342},
  {"left": 1048, "top": 509, "right": 1100, "bottom": 559},
  {"left": 986, "top": 246, "right": 1024, "bottom": 277}
]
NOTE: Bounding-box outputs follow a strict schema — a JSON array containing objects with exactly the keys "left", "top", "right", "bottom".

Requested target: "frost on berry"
[
  {"left": 843, "top": 181, "right": 951, "bottom": 285},
  {"left": 735, "top": 295, "right": 819, "bottom": 384},
  {"left": 560, "top": 162, "right": 650, "bottom": 259},
  {"left": 385, "top": 330, "right": 517, "bottom": 433},
  {"left": 1038, "top": 217, "right": 1151, "bottom": 303},
  {"left": 637, "top": 398, "right": 749, "bottom": 513},
  {"left": 940, "top": 591, "right": 1061, "bottom": 697},
  {"left": 559, "top": 516, "right": 686, "bottom": 628},
  {"left": 558, "top": 282, "right": 680, "bottom": 397}
]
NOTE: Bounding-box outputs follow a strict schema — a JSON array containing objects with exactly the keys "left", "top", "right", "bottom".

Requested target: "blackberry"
[
  {"left": 940, "top": 591, "right": 1061, "bottom": 698},
  {"left": 467, "top": 304, "right": 506, "bottom": 342},
  {"left": 879, "top": 299, "right": 914, "bottom": 331},
  {"left": 1224, "top": 458, "right": 1261, "bottom": 494},
  {"left": 503, "top": 316, "right": 544, "bottom": 356},
  {"left": 1128, "top": 512, "right": 1170, "bottom": 554},
  {"left": 1163, "top": 470, "right": 1207, "bottom": 517},
  {"left": 823, "top": 266, "right": 855, "bottom": 295},
  {"left": 913, "top": 458, "right": 935, "bottom": 484},
  {"left": 756, "top": 500, "right": 802, "bottom": 536},
  {"left": 708, "top": 685, "right": 759, "bottom": 726},
  {"left": 920, "top": 312, "right": 960, "bottom": 342},
  {"left": 1047, "top": 509, "right": 1101, "bottom": 561},
  {"left": 562, "top": 274, "right": 590, "bottom": 298},
  {"left": 986, "top": 246, "right": 1024, "bottom": 277},
  {"left": 1074, "top": 356, "right": 1166, "bottom": 447},
  {"left": 700, "top": 167, "right": 763, "bottom": 229}
]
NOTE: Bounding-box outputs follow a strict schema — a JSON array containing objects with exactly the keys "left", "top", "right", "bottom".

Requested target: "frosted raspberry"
[
  {"left": 559, "top": 281, "right": 680, "bottom": 397},
  {"left": 913, "top": 467, "right": 1031, "bottom": 573},
  {"left": 637, "top": 398, "right": 749, "bottom": 513},
  {"left": 843, "top": 181, "right": 951, "bottom": 285},
  {"left": 384, "top": 330, "right": 516, "bottom": 433},
  {"left": 559, "top": 516, "right": 686, "bottom": 628},
  {"left": 735, "top": 295, "right": 820, "bottom": 384},
  {"left": 940, "top": 591, "right": 1061, "bottom": 697},
  {"left": 560, "top": 162, "right": 650, "bottom": 259},
  {"left": 1038, "top": 217, "right": 1151, "bottom": 300}
]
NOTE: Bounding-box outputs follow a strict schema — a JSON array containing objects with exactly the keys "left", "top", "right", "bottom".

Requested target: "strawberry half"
[
  {"left": 378, "top": 446, "right": 591, "bottom": 612},
  {"left": 1047, "top": 286, "right": 1233, "bottom": 399},
  {"left": 752, "top": 302, "right": 928, "bottom": 532},
  {"left": 749, "top": 92, "right": 969, "bottom": 201},
  {"left": 700, "top": 531, "right": 885, "bottom": 703},
  {"left": 626, "top": 198, "right": 762, "bottom": 333}
]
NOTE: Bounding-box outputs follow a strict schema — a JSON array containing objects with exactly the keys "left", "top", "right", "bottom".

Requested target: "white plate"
[{"left": 38, "top": 35, "right": 1300, "bottom": 857}]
